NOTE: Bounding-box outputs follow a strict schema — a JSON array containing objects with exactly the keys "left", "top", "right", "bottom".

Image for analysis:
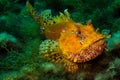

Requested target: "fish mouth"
[{"left": 67, "top": 38, "right": 106, "bottom": 63}]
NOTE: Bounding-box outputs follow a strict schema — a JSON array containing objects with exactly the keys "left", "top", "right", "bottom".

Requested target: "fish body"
[{"left": 26, "top": 1, "right": 106, "bottom": 72}]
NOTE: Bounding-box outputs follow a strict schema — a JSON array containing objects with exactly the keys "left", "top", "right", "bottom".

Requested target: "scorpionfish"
[{"left": 26, "top": 1, "right": 106, "bottom": 72}]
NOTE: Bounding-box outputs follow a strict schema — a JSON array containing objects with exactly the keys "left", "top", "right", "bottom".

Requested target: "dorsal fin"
[{"left": 26, "top": 1, "right": 44, "bottom": 27}]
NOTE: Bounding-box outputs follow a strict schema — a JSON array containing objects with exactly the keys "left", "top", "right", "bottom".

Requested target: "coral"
[
  {"left": 0, "top": 71, "right": 23, "bottom": 80},
  {"left": 94, "top": 58, "right": 120, "bottom": 80},
  {"left": 107, "top": 0, "right": 120, "bottom": 18},
  {"left": 0, "top": 13, "right": 21, "bottom": 37},
  {"left": 107, "top": 58, "right": 120, "bottom": 71},
  {"left": 0, "top": 32, "right": 22, "bottom": 55},
  {"left": 0, "top": 32, "right": 17, "bottom": 43},
  {"left": 40, "top": 62, "right": 62, "bottom": 73},
  {"left": 112, "top": 18, "right": 120, "bottom": 32},
  {"left": 19, "top": 64, "right": 39, "bottom": 80},
  {"left": 0, "top": 64, "right": 39, "bottom": 80},
  {"left": 0, "top": 0, "right": 22, "bottom": 15},
  {"left": 107, "top": 31, "right": 120, "bottom": 51},
  {"left": 19, "top": 16, "right": 41, "bottom": 41},
  {"left": 94, "top": 70, "right": 116, "bottom": 80}
]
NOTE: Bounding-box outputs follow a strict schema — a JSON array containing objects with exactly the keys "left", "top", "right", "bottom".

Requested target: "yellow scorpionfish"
[{"left": 26, "top": 2, "right": 106, "bottom": 72}]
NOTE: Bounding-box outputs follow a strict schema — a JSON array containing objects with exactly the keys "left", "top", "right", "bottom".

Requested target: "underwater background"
[{"left": 0, "top": 0, "right": 120, "bottom": 80}]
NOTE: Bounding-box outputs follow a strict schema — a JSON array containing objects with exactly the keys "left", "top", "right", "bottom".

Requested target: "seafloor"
[{"left": 0, "top": 0, "right": 120, "bottom": 80}]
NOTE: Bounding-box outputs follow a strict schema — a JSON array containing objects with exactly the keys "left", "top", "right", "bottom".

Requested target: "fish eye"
[{"left": 76, "top": 31, "right": 81, "bottom": 36}]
